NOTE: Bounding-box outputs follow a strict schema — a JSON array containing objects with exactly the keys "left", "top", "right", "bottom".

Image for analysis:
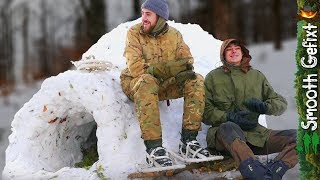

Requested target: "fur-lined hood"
[{"left": 220, "top": 39, "right": 252, "bottom": 73}]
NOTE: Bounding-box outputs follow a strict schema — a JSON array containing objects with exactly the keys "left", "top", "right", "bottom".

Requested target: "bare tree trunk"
[
  {"left": 212, "top": 0, "right": 232, "bottom": 40},
  {"left": 252, "top": 1, "right": 261, "bottom": 43},
  {"left": 272, "top": 0, "right": 282, "bottom": 50},
  {"left": 180, "top": 0, "right": 190, "bottom": 22},
  {"left": 205, "top": 0, "right": 215, "bottom": 36},
  {"left": 77, "top": 0, "right": 107, "bottom": 43},
  {"left": 73, "top": 0, "right": 107, "bottom": 61},
  {"left": 235, "top": 2, "right": 246, "bottom": 42},
  {"left": 0, "top": 0, "right": 15, "bottom": 95},
  {"left": 37, "top": 0, "right": 51, "bottom": 79},
  {"left": 228, "top": 1, "right": 242, "bottom": 41},
  {"left": 22, "top": 4, "right": 31, "bottom": 83},
  {"left": 88, "top": 0, "right": 107, "bottom": 43},
  {"left": 133, "top": 0, "right": 141, "bottom": 17}
]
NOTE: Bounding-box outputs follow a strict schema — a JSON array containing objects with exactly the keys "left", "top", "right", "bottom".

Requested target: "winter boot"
[
  {"left": 239, "top": 157, "right": 269, "bottom": 180},
  {"left": 179, "top": 129, "right": 210, "bottom": 159},
  {"left": 266, "top": 160, "right": 289, "bottom": 180},
  {"left": 146, "top": 146, "right": 173, "bottom": 167},
  {"left": 144, "top": 139, "right": 173, "bottom": 167}
]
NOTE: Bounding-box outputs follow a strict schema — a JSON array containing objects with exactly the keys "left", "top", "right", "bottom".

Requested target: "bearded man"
[{"left": 120, "top": 0, "right": 210, "bottom": 168}]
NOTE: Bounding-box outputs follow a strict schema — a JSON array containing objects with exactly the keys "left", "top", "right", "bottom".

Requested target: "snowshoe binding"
[
  {"left": 136, "top": 146, "right": 185, "bottom": 173},
  {"left": 146, "top": 146, "right": 173, "bottom": 167},
  {"left": 179, "top": 140, "right": 210, "bottom": 159}
]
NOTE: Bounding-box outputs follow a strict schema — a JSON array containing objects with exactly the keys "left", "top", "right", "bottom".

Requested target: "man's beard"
[{"left": 143, "top": 21, "right": 155, "bottom": 33}]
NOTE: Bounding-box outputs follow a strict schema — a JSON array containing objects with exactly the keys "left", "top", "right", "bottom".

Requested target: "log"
[{"left": 128, "top": 158, "right": 238, "bottom": 179}]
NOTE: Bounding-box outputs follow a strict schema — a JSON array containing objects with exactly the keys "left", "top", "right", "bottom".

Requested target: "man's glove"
[
  {"left": 244, "top": 98, "right": 268, "bottom": 114},
  {"left": 227, "top": 111, "right": 258, "bottom": 130},
  {"left": 175, "top": 70, "right": 196, "bottom": 85},
  {"left": 148, "top": 58, "right": 193, "bottom": 80},
  {"left": 160, "top": 70, "right": 196, "bottom": 89}
]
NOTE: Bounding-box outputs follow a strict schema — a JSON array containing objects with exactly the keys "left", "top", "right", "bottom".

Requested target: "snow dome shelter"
[{"left": 3, "top": 19, "right": 266, "bottom": 179}]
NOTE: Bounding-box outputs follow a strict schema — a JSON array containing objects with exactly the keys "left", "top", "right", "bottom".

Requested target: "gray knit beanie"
[{"left": 141, "top": 0, "right": 169, "bottom": 20}]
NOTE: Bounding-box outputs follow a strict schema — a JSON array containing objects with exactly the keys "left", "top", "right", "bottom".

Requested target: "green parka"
[{"left": 203, "top": 39, "right": 287, "bottom": 148}]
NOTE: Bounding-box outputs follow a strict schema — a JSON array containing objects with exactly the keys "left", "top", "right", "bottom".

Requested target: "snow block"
[{"left": 3, "top": 70, "right": 145, "bottom": 179}]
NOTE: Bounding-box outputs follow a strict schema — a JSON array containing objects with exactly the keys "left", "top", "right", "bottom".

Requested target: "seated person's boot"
[
  {"left": 179, "top": 129, "right": 210, "bottom": 158},
  {"left": 266, "top": 160, "right": 289, "bottom": 180},
  {"left": 239, "top": 157, "right": 269, "bottom": 180},
  {"left": 146, "top": 146, "right": 173, "bottom": 167},
  {"left": 145, "top": 139, "right": 173, "bottom": 167}
]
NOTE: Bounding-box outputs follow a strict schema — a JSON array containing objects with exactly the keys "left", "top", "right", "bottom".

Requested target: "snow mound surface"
[{"left": 3, "top": 19, "right": 266, "bottom": 179}]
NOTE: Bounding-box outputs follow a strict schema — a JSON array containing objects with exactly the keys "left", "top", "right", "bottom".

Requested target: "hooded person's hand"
[
  {"left": 227, "top": 111, "right": 258, "bottom": 130},
  {"left": 244, "top": 98, "right": 268, "bottom": 114}
]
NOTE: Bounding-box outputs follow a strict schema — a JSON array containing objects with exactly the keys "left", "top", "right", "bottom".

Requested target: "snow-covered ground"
[{"left": 0, "top": 18, "right": 298, "bottom": 179}]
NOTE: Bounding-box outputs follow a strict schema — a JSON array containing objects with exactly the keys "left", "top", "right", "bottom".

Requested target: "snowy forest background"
[{"left": 0, "top": 0, "right": 296, "bottom": 95}]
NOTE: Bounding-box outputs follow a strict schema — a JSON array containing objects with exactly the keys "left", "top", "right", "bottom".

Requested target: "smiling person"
[
  {"left": 203, "top": 39, "right": 298, "bottom": 179},
  {"left": 120, "top": 0, "right": 210, "bottom": 168}
]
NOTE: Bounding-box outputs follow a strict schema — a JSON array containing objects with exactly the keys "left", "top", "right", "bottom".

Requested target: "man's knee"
[
  {"left": 287, "top": 129, "right": 297, "bottom": 143},
  {"left": 185, "top": 73, "right": 204, "bottom": 86},
  {"left": 184, "top": 73, "right": 205, "bottom": 96},
  {"left": 194, "top": 73, "right": 204, "bottom": 81},
  {"left": 274, "top": 129, "right": 297, "bottom": 144},
  {"left": 134, "top": 74, "right": 159, "bottom": 92},
  {"left": 288, "top": 129, "right": 297, "bottom": 139},
  {"left": 217, "top": 122, "right": 245, "bottom": 143},
  {"left": 132, "top": 74, "right": 160, "bottom": 102},
  {"left": 219, "top": 121, "right": 240, "bottom": 133},
  {"left": 138, "top": 74, "right": 158, "bottom": 85}
]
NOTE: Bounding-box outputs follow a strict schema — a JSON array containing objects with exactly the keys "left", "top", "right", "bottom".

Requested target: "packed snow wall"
[{"left": 3, "top": 70, "right": 146, "bottom": 179}]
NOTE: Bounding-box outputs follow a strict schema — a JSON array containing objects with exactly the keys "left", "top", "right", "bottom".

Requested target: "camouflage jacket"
[{"left": 120, "top": 23, "right": 194, "bottom": 79}]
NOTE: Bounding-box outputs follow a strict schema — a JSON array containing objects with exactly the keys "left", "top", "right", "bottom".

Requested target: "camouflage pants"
[
  {"left": 213, "top": 122, "right": 298, "bottom": 168},
  {"left": 120, "top": 73, "right": 205, "bottom": 140}
]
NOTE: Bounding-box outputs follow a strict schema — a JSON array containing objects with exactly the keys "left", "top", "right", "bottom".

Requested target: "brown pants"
[{"left": 215, "top": 122, "right": 298, "bottom": 168}]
